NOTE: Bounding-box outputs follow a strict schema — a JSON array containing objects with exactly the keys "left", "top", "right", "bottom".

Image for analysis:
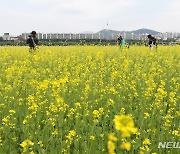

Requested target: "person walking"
[{"left": 26, "top": 31, "right": 39, "bottom": 52}]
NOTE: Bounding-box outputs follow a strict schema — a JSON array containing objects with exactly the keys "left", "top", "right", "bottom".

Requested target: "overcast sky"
[{"left": 0, "top": 0, "right": 179, "bottom": 35}]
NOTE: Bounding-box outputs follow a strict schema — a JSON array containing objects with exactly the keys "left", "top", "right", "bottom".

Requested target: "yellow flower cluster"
[
  {"left": 66, "top": 130, "right": 76, "bottom": 146},
  {"left": 20, "top": 140, "right": 34, "bottom": 153},
  {"left": 140, "top": 138, "right": 151, "bottom": 153},
  {"left": 114, "top": 115, "right": 137, "bottom": 138},
  {"left": 0, "top": 46, "right": 179, "bottom": 153},
  {"left": 108, "top": 114, "right": 138, "bottom": 153}
]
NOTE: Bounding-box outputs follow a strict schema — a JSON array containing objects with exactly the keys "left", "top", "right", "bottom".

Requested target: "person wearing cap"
[
  {"left": 147, "top": 34, "right": 157, "bottom": 50},
  {"left": 26, "top": 31, "right": 39, "bottom": 52}
]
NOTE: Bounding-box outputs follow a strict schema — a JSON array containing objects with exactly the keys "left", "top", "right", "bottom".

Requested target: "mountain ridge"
[
  {"left": 97, "top": 28, "right": 159, "bottom": 35},
  {"left": 93, "top": 28, "right": 159, "bottom": 39}
]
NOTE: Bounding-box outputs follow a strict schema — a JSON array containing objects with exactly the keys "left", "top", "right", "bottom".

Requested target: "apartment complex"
[{"left": 21, "top": 32, "right": 180, "bottom": 40}]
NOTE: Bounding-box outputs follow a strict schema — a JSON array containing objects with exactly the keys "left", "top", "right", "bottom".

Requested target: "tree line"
[{"left": 0, "top": 38, "right": 179, "bottom": 46}]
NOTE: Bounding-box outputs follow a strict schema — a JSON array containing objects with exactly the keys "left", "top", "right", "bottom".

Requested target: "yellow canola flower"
[
  {"left": 20, "top": 141, "right": 27, "bottom": 148},
  {"left": 107, "top": 99, "right": 115, "bottom": 106},
  {"left": 69, "top": 130, "right": 76, "bottom": 136},
  {"left": 120, "top": 142, "right": 131, "bottom": 151},
  {"left": 100, "top": 134, "right": 104, "bottom": 138},
  {"left": 52, "top": 129, "right": 58, "bottom": 136},
  {"left": 114, "top": 115, "right": 137, "bottom": 138},
  {"left": 172, "top": 130, "right": 180, "bottom": 137},
  {"left": 143, "top": 138, "right": 151, "bottom": 145},
  {"left": 144, "top": 112, "right": 150, "bottom": 119},
  {"left": 20, "top": 140, "right": 34, "bottom": 152},
  {"left": 90, "top": 136, "right": 95, "bottom": 140},
  {"left": 66, "top": 130, "right": 76, "bottom": 143},
  {"left": 9, "top": 110, "right": 16, "bottom": 113},
  {"left": 107, "top": 140, "right": 116, "bottom": 154},
  {"left": 120, "top": 107, "right": 125, "bottom": 115},
  {"left": 22, "top": 119, "right": 27, "bottom": 125},
  {"left": 20, "top": 140, "right": 34, "bottom": 148},
  {"left": 75, "top": 102, "right": 81, "bottom": 108},
  {"left": 108, "top": 133, "right": 117, "bottom": 142},
  {"left": 93, "top": 110, "right": 100, "bottom": 119},
  {"left": 2, "top": 116, "right": 10, "bottom": 123},
  {"left": 38, "top": 141, "right": 43, "bottom": 147}
]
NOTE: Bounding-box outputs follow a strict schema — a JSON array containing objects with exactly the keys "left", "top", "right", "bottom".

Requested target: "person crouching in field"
[
  {"left": 147, "top": 34, "right": 157, "bottom": 51},
  {"left": 26, "top": 31, "right": 39, "bottom": 53},
  {"left": 117, "top": 35, "right": 126, "bottom": 51}
]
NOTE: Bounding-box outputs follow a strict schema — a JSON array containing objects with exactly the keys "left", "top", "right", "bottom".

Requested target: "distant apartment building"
[
  {"left": 20, "top": 32, "right": 180, "bottom": 40},
  {"left": 21, "top": 32, "right": 104, "bottom": 40},
  {"left": 2, "top": 33, "right": 19, "bottom": 41},
  {"left": 21, "top": 33, "right": 30, "bottom": 40}
]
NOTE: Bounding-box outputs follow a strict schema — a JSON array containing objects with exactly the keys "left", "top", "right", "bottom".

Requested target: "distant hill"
[
  {"left": 96, "top": 28, "right": 160, "bottom": 39},
  {"left": 129, "top": 28, "right": 159, "bottom": 35},
  {"left": 96, "top": 29, "right": 122, "bottom": 38}
]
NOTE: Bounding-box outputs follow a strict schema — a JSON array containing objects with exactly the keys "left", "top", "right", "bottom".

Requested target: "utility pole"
[{"left": 106, "top": 21, "right": 109, "bottom": 40}]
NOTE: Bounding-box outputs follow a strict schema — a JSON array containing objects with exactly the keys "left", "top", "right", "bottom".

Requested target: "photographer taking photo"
[{"left": 26, "top": 31, "right": 39, "bottom": 52}]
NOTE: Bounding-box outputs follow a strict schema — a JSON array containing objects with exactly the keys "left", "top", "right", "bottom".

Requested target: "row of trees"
[{"left": 0, "top": 38, "right": 179, "bottom": 46}]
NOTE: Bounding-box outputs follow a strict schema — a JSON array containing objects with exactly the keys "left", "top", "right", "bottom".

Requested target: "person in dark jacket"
[
  {"left": 147, "top": 34, "right": 157, "bottom": 50},
  {"left": 117, "top": 35, "right": 126, "bottom": 47},
  {"left": 117, "top": 35, "right": 129, "bottom": 51},
  {"left": 26, "top": 31, "right": 39, "bottom": 52}
]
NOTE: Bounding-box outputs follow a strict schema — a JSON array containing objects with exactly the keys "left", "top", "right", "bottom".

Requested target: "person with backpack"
[
  {"left": 147, "top": 34, "right": 157, "bottom": 50},
  {"left": 26, "top": 31, "right": 39, "bottom": 52}
]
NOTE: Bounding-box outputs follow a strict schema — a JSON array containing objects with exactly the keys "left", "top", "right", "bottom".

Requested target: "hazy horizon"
[{"left": 1, "top": 0, "right": 180, "bottom": 35}]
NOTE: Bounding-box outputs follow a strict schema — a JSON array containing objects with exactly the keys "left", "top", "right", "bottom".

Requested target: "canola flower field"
[{"left": 0, "top": 46, "right": 179, "bottom": 154}]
